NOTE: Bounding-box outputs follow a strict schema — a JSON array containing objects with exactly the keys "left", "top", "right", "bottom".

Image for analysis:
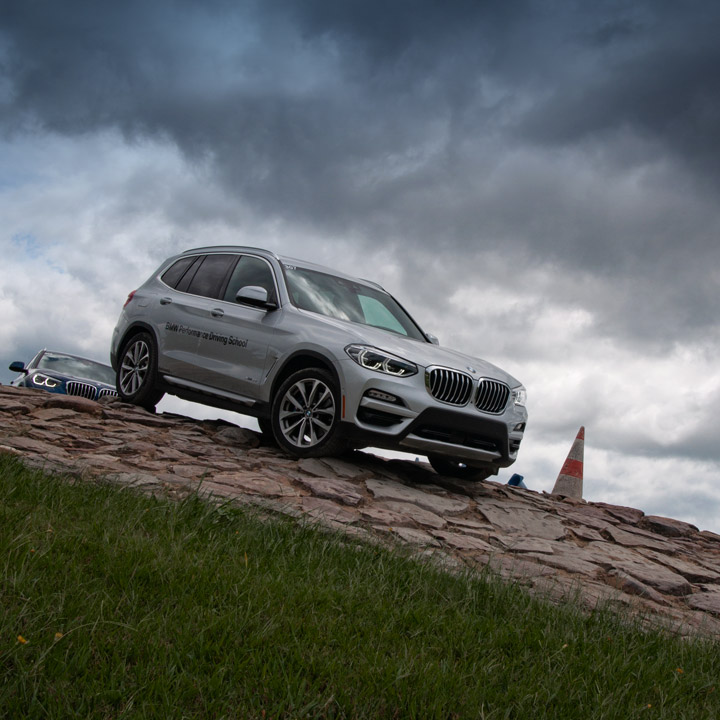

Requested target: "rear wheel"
[
  {"left": 428, "top": 454, "right": 495, "bottom": 481},
  {"left": 116, "top": 332, "right": 164, "bottom": 411},
  {"left": 271, "top": 368, "right": 345, "bottom": 458}
]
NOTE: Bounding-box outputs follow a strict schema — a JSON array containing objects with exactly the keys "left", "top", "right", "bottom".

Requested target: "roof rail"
[{"left": 181, "top": 245, "right": 281, "bottom": 261}]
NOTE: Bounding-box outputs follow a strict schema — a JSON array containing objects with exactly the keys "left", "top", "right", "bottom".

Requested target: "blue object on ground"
[{"left": 507, "top": 473, "right": 527, "bottom": 489}]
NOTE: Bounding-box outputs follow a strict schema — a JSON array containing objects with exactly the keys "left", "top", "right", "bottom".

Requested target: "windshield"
[
  {"left": 283, "top": 265, "right": 427, "bottom": 341},
  {"left": 37, "top": 353, "right": 116, "bottom": 385}
]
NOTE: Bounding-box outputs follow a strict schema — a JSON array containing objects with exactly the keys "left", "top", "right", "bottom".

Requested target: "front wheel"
[
  {"left": 428, "top": 454, "right": 495, "bottom": 481},
  {"left": 271, "top": 368, "right": 345, "bottom": 458},
  {"left": 116, "top": 332, "right": 164, "bottom": 411}
]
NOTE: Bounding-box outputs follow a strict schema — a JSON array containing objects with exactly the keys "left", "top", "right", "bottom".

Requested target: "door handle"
[
  {"left": 160, "top": 297, "right": 172, "bottom": 305},
  {"left": 211, "top": 308, "right": 225, "bottom": 318}
]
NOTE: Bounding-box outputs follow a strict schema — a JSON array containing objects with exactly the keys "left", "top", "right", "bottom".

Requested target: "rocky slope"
[{"left": 2, "top": 384, "right": 720, "bottom": 638}]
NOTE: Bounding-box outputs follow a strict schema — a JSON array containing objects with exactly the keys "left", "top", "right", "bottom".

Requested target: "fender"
[{"left": 112, "top": 321, "right": 158, "bottom": 371}]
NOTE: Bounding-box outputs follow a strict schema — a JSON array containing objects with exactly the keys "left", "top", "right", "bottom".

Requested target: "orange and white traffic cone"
[{"left": 551, "top": 426, "right": 584, "bottom": 499}]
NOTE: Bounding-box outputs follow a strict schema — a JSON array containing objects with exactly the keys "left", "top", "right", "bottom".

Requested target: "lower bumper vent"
[{"left": 414, "top": 426, "right": 500, "bottom": 454}]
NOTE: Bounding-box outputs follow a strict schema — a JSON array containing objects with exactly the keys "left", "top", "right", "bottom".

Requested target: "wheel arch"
[
  {"left": 114, "top": 322, "right": 159, "bottom": 370},
  {"left": 270, "top": 354, "right": 347, "bottom": 458},
  {"left": 269, "top": 350, "right": 341, "bottom": 405}
]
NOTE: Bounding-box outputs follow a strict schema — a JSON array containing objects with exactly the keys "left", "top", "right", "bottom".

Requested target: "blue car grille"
[
  {"left": 66, "top": 381, "right": 98, "bottom": 400},
  {"left": 475, "top": 379, "right": 510, "bottom": 414}
]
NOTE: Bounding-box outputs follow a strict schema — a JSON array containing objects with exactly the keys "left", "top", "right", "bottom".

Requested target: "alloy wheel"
[
  {"left": 119, "top": 338, "right": 150, "bottom": 396},
  {"left": 278, "top": 377, "right": 336, "bottom": 448}
]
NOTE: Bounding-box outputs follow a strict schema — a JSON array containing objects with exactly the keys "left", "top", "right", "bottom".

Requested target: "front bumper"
[{"left": 337, "top": 359, "right": 527, "bottom": 468}]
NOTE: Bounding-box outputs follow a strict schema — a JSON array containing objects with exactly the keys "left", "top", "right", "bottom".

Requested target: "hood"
[{"left": 297, "top": 310, "right": 522, "bottom": 387}]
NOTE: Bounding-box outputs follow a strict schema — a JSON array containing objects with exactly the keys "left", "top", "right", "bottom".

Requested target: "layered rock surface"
[{"left": 2, "top": 384, "right": 720, "bottom": 637}]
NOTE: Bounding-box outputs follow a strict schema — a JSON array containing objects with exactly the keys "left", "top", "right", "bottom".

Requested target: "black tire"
[
  {"left": 428, "top": 454, "right": 494, "bottom": 481},
  {"left": 116, "top": 332, "right": 164, "bottom": 411},
  {"left": 271, "top": 367, "right": 345, "bottom": 458}
]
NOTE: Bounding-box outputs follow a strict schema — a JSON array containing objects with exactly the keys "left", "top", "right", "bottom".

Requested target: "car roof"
[{"left": 181, "top": 245, "right": 386, "bottom": 293}]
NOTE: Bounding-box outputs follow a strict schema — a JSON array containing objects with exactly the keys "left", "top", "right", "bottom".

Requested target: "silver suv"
[{"left": 110, "top": 246, "right": 527, "bottom": 479}]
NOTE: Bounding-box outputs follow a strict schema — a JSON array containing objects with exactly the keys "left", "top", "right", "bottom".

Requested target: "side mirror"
[
  {"left": 426, "top": 333, "right": 440, "bottom": 345},
  {"left": 235, "top": 285, "right": 278, "bottom": 310},
  {"left": 9, "top": 361, "right": 28, "bottom": 374}
]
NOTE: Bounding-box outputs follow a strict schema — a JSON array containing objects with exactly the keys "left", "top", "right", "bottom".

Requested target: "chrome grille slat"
[
  {"left": 66, "top": 381, "right": 98, "bottom": 400},
  {"left": 426, "top": 367, "right": 473, "bottom": 406},
  {"left": 475, "top": 378, "right": 510, "bottom": 414},
  {"left": 98, "top": 388, "right": 118, "bottom": 399},
  {"left": 451, "top": 372, "right": 464, "bottom": 404}
]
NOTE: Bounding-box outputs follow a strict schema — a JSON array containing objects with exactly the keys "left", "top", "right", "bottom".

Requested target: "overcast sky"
[{"left": 2, "top": 0, "right": 719, "bottom": 532}]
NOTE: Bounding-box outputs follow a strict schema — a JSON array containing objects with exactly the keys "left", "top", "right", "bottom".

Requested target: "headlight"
[
  {"left": 345, "top": 345, "right": 417, "bottom": 377},
  {"left": 512, "top": 385, "right": 527, "bottom": 407},
  {"left": 32, "top": 373, "right": 61, "bottom": 388}
]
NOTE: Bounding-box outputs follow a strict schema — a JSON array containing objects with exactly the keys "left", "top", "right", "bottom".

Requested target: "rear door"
[{"left": 155, "top": 254, "right": 235, "bottom": 379}]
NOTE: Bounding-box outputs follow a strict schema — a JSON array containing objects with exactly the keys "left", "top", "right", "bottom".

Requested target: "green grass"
[{"left": 1, "top": 454, "right": 719, "bottom": 719}]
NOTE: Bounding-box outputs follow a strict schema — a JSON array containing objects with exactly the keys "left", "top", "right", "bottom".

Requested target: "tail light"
[{"left": 123, "top": 290, "right": 136, "bottom": 308}]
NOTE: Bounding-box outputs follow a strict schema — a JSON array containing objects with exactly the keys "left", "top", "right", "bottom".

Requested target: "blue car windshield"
[
  {"left": 283, "top": 265, "right": 427, "bottom": 341},
  {"left": 37, "top": 353, "right": 116, "bottom": 385}
]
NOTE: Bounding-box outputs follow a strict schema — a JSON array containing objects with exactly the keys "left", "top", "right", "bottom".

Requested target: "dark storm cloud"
[
  {"left": 2, "top": 0, "right": 719, "bottom": 345},
  {"left": 0, "top": 0, "right": 595, "bottom": 210},
  {"left": 3, "top": 1, "right": 716, "bottom": 200},
  {"left": 520, "top": 5, "right": 720, "bottom": 181},
  {"left": 0, "top": 0, "right": 527, "bottom": 202}
]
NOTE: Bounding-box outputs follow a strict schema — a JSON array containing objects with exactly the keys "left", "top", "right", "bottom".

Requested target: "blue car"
[{"left": 9, "top": 350, "right": 118, "bottom": 401}]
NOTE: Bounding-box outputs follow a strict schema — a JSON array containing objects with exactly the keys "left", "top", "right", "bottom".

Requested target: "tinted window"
[
  {"left": 223, "top": 256, "right": 277, "bottom": 303},
  {"left": 175, "top": 256, "right": 204, "bottom": 293},
  {"left": 161, "top": 256, "right": 196, "bottom": 289},
  {"left": 186, "top": 254, "right": 236, "bottom": 299}
]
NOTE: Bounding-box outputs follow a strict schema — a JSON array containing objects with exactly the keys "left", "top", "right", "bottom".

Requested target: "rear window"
[
  {"left": 161, "top": 256, "right": 197, "bottom": 289},
  {"left": 162, "top": 254, "right": 237, "bottom": 299},
  {"left": 186, "top": 255, "right": 236, "bottom": 298}
]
